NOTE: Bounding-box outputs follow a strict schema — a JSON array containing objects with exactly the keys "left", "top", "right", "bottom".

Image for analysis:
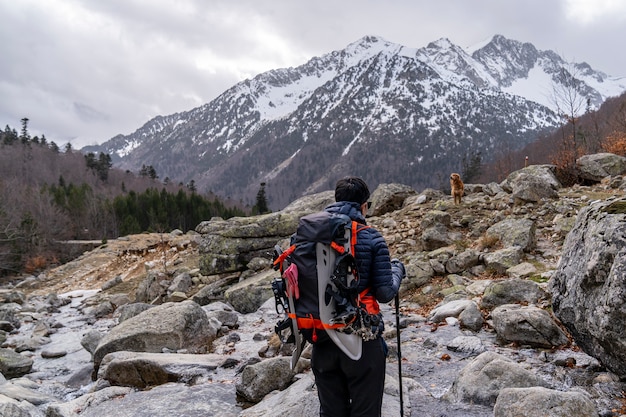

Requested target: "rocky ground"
[{"left": 2, "top": 166, "right": 626, "bottom": 416}]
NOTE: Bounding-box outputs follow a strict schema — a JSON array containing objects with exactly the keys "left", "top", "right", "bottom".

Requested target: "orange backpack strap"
[
  {"left": 330, "top": 241, "right": 346, "bottom": 254},
  {"left": 350, "top": 221, "right": 370, "bottom": 255},
  {"left": 273, "top": 244, "right": 296, "bottom": 273}
]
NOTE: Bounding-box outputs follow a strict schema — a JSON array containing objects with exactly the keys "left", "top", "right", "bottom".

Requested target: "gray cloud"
[{"left": 1, "top": 0, "right": 625, "bottom": 148}]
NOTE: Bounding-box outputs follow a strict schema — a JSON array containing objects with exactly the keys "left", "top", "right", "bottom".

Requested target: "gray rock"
[
  {"left": 41, "top": 349, "right": 67, "bottom": 359},
  {"left": 576, "top": 152, "right": 626, "bottom": 182},
  {"left": 500, "top": 165, "right": 561, "bottom": 202},
  {"left": 281, "top": 191, "right": 335, "bottom": 214},
  {"left": 101, "top": 275, "right": 123, "bottom": 291},
  {"left": 196, "top": 210, "right": 303, "bottom": 275},
  {"left": 167, "top": 272, "right": 192, "bottom": 295},
  {"left": 444, "top": 351, "right": 550, "bottom": 406},
  {"left": 493, "top": 386, "right": 598, "bottom": 417},
  {"left": 97, "top": 351, "right": 221, "bottom": 388},
  {"left": 239, "top": 374, "right": 320, "bottom": 417},
  {"left": 0, "top": 304, "right": 21, "bottom": 330},
  {"left": 421, "top": 224, "right": 452, "bottom": 251},
  {"left": 369, "top": 183, "right": 416, "bottom": 216},
  {"left": 116, "top": 303, "right": 155, "bottom": 323},
  {"left": 482, "top": 182, "right": 504, "bottom": 196},
  {"left": 0, "top": 349, "right": 33, "bottom": 379},
  {"left": 486, "top": 218, "right": 536, "bottom": 252},
  {"left": 236, "top": 356, "right": 295, "bottom": 403},
  {"left": 445, "top": 249, "right": 480, "bottom": 274},
  {"left": 429, "top": 300, "right": 477, "bottom": 323},
  {"left": 93, "top": 300, "right": 216, "bottom": 375},
  {"left": 446, "top": 336, "right": 486, "bottom": 354},
  {"left": 421, "top": 210, "right": 451, "bottom": 229},
  {"left": 80, "top": 329, "right": 104, "bottom": 356},
  {"left": 403, "top": 259, "right": 435, "bottom": 291},
  {"left": 550, "top": 197, "right": 626, "bottom": 378},
  {"left": 480, "top": 278, "right": 548, "bottom": 310},
  {"left": 482, "top": 247, "right": 523, "bottom": 274},
  {"left": 0, "top": 291, "right": 26, "bottom": 305},
  {"left": 224, "top": 269, "right": 275, "bottom": 314},
  {"left": 202, "top": 302, "right": 238, "bottom": 328},
  {"left": 134, "top": 271, "right": 168, "bottom": 304},
  {"left": 93, "top": 300, "right": 114, "bottom": 319},
  {"left": 506, "top": 262, "right": 537, "bottom": 278},
  {"left": 0, "top": 395, "right": 44, "bottom": 417},
  {"left": 458, "top": 302, "right": 484, "bottom": 332},
  {"left": 492, "top": 304, "right": 569, "bottom": 348},
  {"left": 0, "top": 379, "right": 55, "bottom": 406}
]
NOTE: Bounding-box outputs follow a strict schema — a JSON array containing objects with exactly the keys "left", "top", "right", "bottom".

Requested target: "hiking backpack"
[{"left": 272, "top": 210, "right": 383, "bottom": 365}]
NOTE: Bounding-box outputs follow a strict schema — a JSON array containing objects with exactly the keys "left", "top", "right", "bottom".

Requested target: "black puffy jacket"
[{"left": 324, "top": 201, "right": 401, "bottom": 303}]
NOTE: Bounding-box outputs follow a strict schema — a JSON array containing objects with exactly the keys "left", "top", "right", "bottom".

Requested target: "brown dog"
[{"left": 450, "top": 173, "right": 464, "bottom": 205}]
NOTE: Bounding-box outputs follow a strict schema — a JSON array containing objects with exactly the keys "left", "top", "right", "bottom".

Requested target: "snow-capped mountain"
[{"left": 85, "top": 35, "right": 626, "bottom": 209}]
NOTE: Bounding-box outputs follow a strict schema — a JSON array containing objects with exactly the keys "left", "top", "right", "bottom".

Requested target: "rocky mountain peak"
[{"left": 84, "top": 35, "right": 626, "bottom": 210}]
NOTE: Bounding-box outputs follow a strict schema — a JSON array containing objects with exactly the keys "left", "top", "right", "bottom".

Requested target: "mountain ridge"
[{"left": 84, "top": 34, "right": 626, "bottom": 209}]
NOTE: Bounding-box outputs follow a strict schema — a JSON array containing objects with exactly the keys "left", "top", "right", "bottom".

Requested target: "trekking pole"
[{"left": 395, "top": 293, "right": 404, "bottom": 417}]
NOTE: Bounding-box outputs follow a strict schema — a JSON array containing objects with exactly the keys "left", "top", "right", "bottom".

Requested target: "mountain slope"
[{"left": 84, "top": 35, "right": 626, "bottom": 209}]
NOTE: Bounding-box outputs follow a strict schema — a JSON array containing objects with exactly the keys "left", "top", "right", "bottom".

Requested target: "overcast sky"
[{"left": 2, "top": 0, "right": 626, "bottom": 148}]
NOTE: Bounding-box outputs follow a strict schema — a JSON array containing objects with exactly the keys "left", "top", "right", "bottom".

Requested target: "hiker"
[{"left": 312, "top": 176, "right": 405, "bottom": 417}]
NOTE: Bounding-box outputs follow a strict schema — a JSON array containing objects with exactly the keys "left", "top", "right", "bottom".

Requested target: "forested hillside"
[
  {"left": 0, "top": 121, "right": 247, "bottom": 277},
  {"left": 477, "top": 90, "right": 626, "bottom": 185}
]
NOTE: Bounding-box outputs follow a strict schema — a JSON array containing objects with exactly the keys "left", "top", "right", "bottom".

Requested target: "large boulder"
[
  {"left": 196, "top": 191, "right": 335, "bottom": 276},
  {"left": 493, "top": 387, "right": 597, "bottom": 417},
  {"left": 196, "top": 212, "right": 299, "bottom": 275},
  {"left": 281, "top": 191, "right": 335, "bottom": 214},
  {"left": 500, "top": 165, "right": 560, "bottom": 202},
  {"left": 444, "top": 351, "right": 550, "bottom": 406},
  {"left": 97, "top": 351, "right": 221, "bottom": 388},
  {"left": 0, "top": 349, "right": 33, "bottom": 379},
  {"left": 550, "top": 197, "right": 626, "bottom": 378},
  {"left": 480, "top": 278, "right": 548, "bottom": 310},
  {"left": 235, "top": 357, "right": 295, "bottom": 403},
  {"left": 0, "top": 395, "right": 44, "bottom": 417},
  {"left": 46, "top": 383, "right": 238, "bottom": 417},
  {"left": 576, "top": 152, "right": 626, "bottom": 182},
  {"left": 485, "top": 218, "right": 536, "bottom": 252},
  {"left": 92, "top": 301, "right": 217, "bottom": 375},
  {"left": 369, "top": 183, "right": 416, "bottom": 216},
  {"left": 223, "top": 269, "right": 275, "bottom": 314},
  {"left": 491, "top": 304, "right": 569, "bottom": 348}
]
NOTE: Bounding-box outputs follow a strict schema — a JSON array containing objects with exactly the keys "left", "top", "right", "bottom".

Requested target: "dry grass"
[
  {"left": 476, "top": 234, "right": 500, "bottom": 251},
  {"left": 24, "top": 255, "right": 50, "bottom": 274}
]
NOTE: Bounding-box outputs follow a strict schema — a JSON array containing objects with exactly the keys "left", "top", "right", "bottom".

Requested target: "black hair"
[{"left": 335, "top": 177, "right": 370, "bottom": 204}]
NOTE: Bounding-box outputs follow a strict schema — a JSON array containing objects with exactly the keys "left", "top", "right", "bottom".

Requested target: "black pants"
[{"left": 311, "top": 338, "right": 386, "bottom": 417}]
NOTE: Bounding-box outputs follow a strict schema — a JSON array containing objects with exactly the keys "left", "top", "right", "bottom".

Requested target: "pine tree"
[
  {"left": 253, "top": 182, "right": 269, "bottom": 214},
  {"left": 20, "top": 118, "right": 30, "bottom": 143}
]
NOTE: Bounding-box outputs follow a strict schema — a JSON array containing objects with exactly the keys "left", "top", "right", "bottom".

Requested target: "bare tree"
[{"left": 549, "top": 63, "right": 590, "bottom": 183}]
